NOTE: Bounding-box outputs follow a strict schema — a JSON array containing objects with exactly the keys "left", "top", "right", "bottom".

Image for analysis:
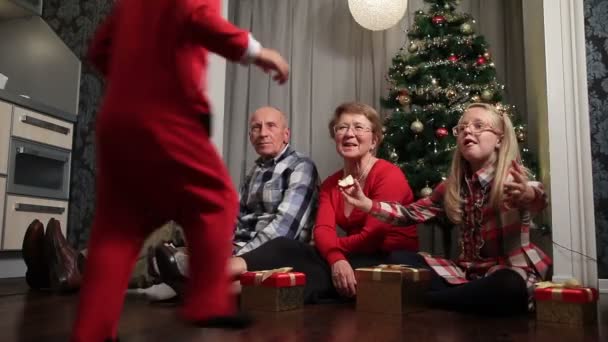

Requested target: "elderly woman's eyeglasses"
[
  {"left": 452, "top": 121, "right": 499, "bottom": 136},
  {"left": 334, "top": 124, "right": 372, "bottom": 136}
]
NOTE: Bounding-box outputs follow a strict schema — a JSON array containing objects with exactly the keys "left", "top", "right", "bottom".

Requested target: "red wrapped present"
[
  {"left": 240, "top": 267, "right": 305, "bottom": 311},
  {"left": 534, "top": 280, "right": 598, "bottom": 325},
  {"left": 355, "top": 264, "right": 432, "bottom": 315}
]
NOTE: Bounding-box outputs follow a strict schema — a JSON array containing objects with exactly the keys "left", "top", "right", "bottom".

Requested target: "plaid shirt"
[
  {"left": 234, "top": 145, "right": 319, "bottom": 255},
  {"left": 370, "top": 166, "right": 551, "bottom": 294}
]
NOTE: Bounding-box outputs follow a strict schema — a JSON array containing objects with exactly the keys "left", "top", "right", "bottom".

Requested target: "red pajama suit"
[{"left": 72, "top": 1, "right": 254, "bottom": 340}]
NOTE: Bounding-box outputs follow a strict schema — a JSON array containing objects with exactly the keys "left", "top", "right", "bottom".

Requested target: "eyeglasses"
[
  {"left": 452, "top": 121, "right": 500, "bottom": 136},
  {"left": 333, "top": 124, "right": 372, "bottom": 136}
]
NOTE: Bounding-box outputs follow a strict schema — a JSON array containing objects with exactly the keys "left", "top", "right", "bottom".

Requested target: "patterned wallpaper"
[
  {"left": 42, "top": 0, "right": 112, "bottom": 249},
  {"left": 42, "top": 0, "right": 608, "bottom": 274},
  {"left": 585, "top": 0, "right": 608, "bottom": 277}
]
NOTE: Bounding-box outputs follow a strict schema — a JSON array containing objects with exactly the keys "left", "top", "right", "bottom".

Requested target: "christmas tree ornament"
[
  {"left": 397, "top": 93, "right": 412, "bottom": 106},
  {"left": 446, "top": 88, "right": 457, "bottom": 100},
  {"left": 515, "top": 125, "right": 527, "bottom": 142},
  {"left": 481, "top": 89, "right": 494, "bottom": 101},
  {"left": 435, "top": 127, "right": 449, "bottom": 139},
  {"left": 448, "top": 54, "right": 459, "bottom": 62},
  {"left": 420, "top": 185, "right": 433, "bottom": 198},
  {"left": 483, "top": 51, "right": 491, "bottom": 59},
  {"left": 408, "top": 41, "right": 419, "bottom": 53},
  {"left": 489, "top": 62, "right": 495, "bottom": 68},
  {"left": 415, "top": 10, "right": 424, "bottom": 15},
  {"left": 432, "top": 15, "right": 446, "bottom": 25},
  {"left": 389, "top": 150, "right": 399, "bottom": 162},
  {"left": 444, "top": 3, "right": 451, "bottom": 10},
  {"left": 415, "top": 87, "right": 425, "bottom": 97},
  {"left": 460, "top": 22, "right": 473, "bottom": 34},
  {"left": 410, "top": 119, "right": 424, "bottom": 133},
  {"left": 476, "top": 56, "right": 487, "bottom": 65},
  {"left": 471, "top": 94, "right": 481, "bottom": 102},
  {"left": 348, "top": 0, "right": 408, "bottom": 31},
  {"left": 430, "top": 78, "right": 438, "bottom": 86}
]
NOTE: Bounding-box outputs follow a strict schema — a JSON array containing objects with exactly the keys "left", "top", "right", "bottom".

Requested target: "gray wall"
[
  {"left": 0, "top": 16, "right": 80, "bottom": 114},
  {"left": 585, "top": 0, "right": 608, "bottom": 278},
  {"left": 42, "top": 0, "right": 112, "bottom": 248}
]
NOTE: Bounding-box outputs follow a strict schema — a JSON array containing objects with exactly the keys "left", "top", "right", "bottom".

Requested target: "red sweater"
[
  {"left": 88, "top": 0, "right": 249, "bottom": 116},
  {"left": 313, "top": 159, "right": 419, "bottom": 265}
]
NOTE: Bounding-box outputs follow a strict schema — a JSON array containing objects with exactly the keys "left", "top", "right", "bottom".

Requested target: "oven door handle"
[
  {"left": 20, "top": 115, "right": 70, "bottom": 135},
  {"left": 16, "top": 146, "right": 69, "bottom": 162},
  {"left": 15, "top": 203, "right": 65, "bottom": 215}
]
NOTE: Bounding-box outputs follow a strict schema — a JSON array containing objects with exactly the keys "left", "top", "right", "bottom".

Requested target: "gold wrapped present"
[
  {"left": 534, "top": 280, "right": 598, "bottom": 325},
  {"left": 240, "top": 267, "right": 306, "bottom": 312},
  {"left": 355, "top": 264, "right": 432, "bottom": 315}
]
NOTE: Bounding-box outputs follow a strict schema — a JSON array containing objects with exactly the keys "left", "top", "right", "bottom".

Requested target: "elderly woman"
[{"left": 230, "top": 102, "right": 419, "bottom": 302}]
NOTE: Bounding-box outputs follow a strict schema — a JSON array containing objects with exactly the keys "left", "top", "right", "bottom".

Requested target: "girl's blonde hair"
[{"left": 444, "top": 103, "right": 527, "bottom": 224}]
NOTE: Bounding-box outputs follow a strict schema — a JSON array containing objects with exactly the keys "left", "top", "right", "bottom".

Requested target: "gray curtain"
[{"left": 224, "top": 0, "right": 527, "bottom": 184}]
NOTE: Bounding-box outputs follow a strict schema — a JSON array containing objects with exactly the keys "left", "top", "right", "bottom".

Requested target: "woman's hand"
[
  {"left": 340, "top": 180, "right": 373, "bottom": 213},
  {"left": 331, "top": 260, "right": 357, "bottom": 298},
  {"left": 503, "top": 160, "right": 535, "bottom": 209}
]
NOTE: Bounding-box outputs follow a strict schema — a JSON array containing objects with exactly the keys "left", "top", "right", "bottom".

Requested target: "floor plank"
[{"left": 0, "top": 277, "right": 606, "bottom": 341}]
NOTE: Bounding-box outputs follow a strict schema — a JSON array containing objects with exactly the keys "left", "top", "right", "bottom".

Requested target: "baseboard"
[
  {"left": 599, "top": 279, "right": 608, "bottom": 294},
  {"left": 0, "top": 252, "right": 26, "bottom": 278}
]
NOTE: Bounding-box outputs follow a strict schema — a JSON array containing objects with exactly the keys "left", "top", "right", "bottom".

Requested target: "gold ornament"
[
  {"left": 410, "top": 119, "right": 424, "bottom": 133},
  {"left": 481, "top": 89, "right": 494, "bottom": 101},
  {"left": 389, "top": 150, "right": 399, "bottom": 161},
  {"left": 460, "top": 22, "right": 473, "bottom": 34},
  {"left": 430, "top": 78, "right": 438, "bottom": 86},
  {"left": 408, "top": 41, "right": 419, "bottom": 53},
  {"left": 420, "top": 185, "right": 433, "bottom": 198},
  {"left": 515, "top": 125, "right": 527, "bottom": 142},
  {"left": 446, "top": 88, "right": 457, "bottom": 100},
  {"left": 483, "top": 51, "right": 491, "bottom": 59},
  {"left": 397, "top": 94, "right": 411, "bottom": 106},
  {"left": 471, "top": 95, "right": 481, "bottom": 103}
]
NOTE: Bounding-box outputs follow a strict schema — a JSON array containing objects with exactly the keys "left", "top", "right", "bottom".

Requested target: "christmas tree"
[{"left": 379, "top": 0, "right": 537, "bottom": 198}]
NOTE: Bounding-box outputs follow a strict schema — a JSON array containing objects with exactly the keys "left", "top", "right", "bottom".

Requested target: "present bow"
[
  {"left": 372, "top": 264, "right": 422, "bottom": 281},
  {"left": 534, "top": 278, "right": 598, "bottom": 303},
  {"left": 252, "top": 267, "right": 294, "bottom": 285}
]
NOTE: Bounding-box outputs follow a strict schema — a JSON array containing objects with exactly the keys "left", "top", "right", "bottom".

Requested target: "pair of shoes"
[
  {"left": 155, "top": 243, "right": 187, "bottom": 297},
  {"left": 21, "top": 218, "right": 83, "bottom": 292}
]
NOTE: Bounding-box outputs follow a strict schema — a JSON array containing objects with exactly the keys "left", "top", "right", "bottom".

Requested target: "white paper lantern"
[{"left": 348, "top": 0, "right": 408, "bottom": 31}]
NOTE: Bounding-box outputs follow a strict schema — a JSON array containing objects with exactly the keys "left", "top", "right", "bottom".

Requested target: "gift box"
[
  {"left": 240, "top": 267, "right": 305, "bottom": 312},
  {"left": 355, "top": 264, "right": 432, "bottom": 315},
  {"left": 534, "top": 282, "right": 598, "bottom": 325}
]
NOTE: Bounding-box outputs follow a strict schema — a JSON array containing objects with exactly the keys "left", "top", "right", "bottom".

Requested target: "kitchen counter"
[{"left": 0, "top": 88, "right": 77, "bottom": 123}]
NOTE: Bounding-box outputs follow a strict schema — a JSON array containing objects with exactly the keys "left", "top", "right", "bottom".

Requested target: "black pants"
[{"left": 241, "top": 238, "right": 528, "bottom": 316}]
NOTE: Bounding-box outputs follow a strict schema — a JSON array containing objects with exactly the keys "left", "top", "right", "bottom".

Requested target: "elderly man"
[{"left": 152, "top": 106, "right": 319, "bottom": 295}]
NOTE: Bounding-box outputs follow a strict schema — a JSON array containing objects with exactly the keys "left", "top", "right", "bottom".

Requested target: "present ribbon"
[
  {"left": 252, "top": 267, "right": 295, "bottom": 286},
  {"left": 534, "top": 278, "right": 597, "bottom": 303},
  {"left": 373, "top": 264, "right": 420, "bottom": 281}
]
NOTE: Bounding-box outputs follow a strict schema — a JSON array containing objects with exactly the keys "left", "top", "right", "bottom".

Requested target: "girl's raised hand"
[
  {"left": 339, "top": 179, "right": 373, "bottom": 212},
  {"left": 503, "top": 160, "right": 535, "bottom": 208}
]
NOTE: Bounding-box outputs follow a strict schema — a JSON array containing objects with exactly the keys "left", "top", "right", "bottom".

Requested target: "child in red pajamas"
[{"left": 72, "top": 1, "right": 289, "bottom": 341}]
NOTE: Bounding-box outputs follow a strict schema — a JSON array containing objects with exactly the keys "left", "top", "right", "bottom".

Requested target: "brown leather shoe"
[
  {"left": 22, "top": 219, "right": 50, "bottom": 289},
  {"left": 44, "top": 218, "right": 82, "bottom": 293}
]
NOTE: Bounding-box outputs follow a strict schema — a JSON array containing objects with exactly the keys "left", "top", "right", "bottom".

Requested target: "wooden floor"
[{"left": 1, "top": 277, "right": 607, "bottom": 342}]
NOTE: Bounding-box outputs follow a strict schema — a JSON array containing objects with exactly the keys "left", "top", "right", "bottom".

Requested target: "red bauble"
[
  {"left": 476, "top": 56, "right": 487, "bottom": 65},
  {"left": 435, "top": 127, "right": 449, "bottom": 139},
  {"left": 448, "top": 54, "right": 458, "bottom": 62},
  {"left": 432, "top": 15, "right": 446, "bottom": 25}
]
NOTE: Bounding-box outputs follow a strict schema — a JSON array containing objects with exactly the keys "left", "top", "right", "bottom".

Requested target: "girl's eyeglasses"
[{"left": 452, "top": 121, "right": 500, "bottom": 136}]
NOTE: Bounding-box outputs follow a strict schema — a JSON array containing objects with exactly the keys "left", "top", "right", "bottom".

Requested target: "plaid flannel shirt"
[
  {"left": 234, "top": 145, "right": 319, "bottom": 255},
  {"left": 369, "top": 166, "right": 551, "bottom": 293}
]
